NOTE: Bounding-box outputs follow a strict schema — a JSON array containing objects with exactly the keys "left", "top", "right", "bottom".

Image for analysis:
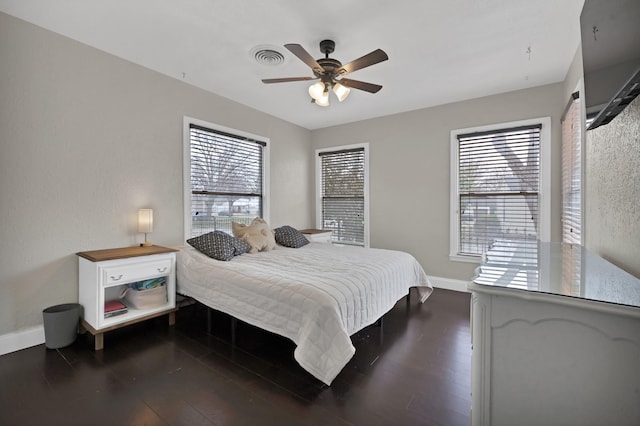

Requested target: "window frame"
[
  {"left": 561, "top": 92, "right": 582, "bottom": 245},
  {"left": 315, "top": 143, "right": 370, "bottom": 248},
  {"left": 449, "top": 117, "right": 551, "bottom": 263},
  {"left": 182, "top": 116, "right": 270, "bottom": 241}
]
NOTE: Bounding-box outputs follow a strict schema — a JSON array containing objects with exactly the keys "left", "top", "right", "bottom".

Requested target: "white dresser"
[{"left": 469, "top": 242, "right": 640, "bottom": 426}]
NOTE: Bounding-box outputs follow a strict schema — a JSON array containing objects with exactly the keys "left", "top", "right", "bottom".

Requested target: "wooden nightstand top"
[
  {"left": 76, "top": 245, "right": 178, "bottom": 262},
  {"left": 298, "top": 229, "right": 331, "bottom": 235}
]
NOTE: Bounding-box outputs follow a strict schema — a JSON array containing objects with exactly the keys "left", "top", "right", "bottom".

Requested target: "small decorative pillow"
[
  {"left": 274, "top": 226, "right": 310, "bottom": 248},
  {"left": 187, "top": 231, "right": 250, "bottom": 261},
  {"left": 232, "top": 217, "right": 277, "bottom": 253}
]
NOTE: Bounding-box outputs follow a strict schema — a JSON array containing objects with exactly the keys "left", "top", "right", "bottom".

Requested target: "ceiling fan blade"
[
  {"left": 262, "top": 77, "right": 316, "bottom": 84},
  {"left": 284, "top": 44, "right": 324, "bottom": 75},
  {"left": 339, "top": 78, "right": 383, "bottom": 93},
  {"left": 337, "top": 49, "right": 388, "bottom": 76}
]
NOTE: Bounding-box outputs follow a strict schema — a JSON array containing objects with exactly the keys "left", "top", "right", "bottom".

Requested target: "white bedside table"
[
  {"left": 299, "top": 229, "right": 333, "bottom": 243},
  {"left": 77, "top": 245, "right": 177, "bottom": 350}
]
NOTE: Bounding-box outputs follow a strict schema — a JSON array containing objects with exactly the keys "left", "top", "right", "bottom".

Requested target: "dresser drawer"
[{"left": 102, "top": 259, "right": 172, "bottom": 286}]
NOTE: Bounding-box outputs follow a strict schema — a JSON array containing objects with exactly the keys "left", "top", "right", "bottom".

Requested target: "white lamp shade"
[
  {"left": 308, "top": 81, "right": 325, "bottom": 100},
  {"left": 315, "top": 90, "right": 330, "bottom": 107},
  {"left": 138, "top": 209, "right": 153, "bottom": 233},
  {"left": 333, "top": 82, "right": 351, "bottom": 102}
]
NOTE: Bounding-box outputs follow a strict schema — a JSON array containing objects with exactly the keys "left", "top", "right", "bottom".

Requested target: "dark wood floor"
[{"left": 0, "top": 289, "right": 471, "bottom": 426}]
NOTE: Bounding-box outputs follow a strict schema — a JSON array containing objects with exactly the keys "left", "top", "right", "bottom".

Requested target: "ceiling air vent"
[{"left": 251, "top": 45, "right": 285, "bottom": 66}]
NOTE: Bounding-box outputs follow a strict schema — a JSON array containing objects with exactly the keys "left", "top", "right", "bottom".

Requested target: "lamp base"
[{"left": 141, "top": 241, "right": 153, "bottom": 247}]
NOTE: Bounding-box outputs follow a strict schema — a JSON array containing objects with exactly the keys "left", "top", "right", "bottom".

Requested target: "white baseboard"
[
  {"left": 428, "top": 275, "right": 470, "bottom": 293},
  {"left": 0, "top": 325, "right": 45, "bottom": 356}
]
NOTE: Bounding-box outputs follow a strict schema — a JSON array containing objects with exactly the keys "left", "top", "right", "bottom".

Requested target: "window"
[
  {"left": 561, "top": 92, "right": 582, "bottom": 244},
  {"left": 183, "top": 118, "right": 268, "bottom": 239},
  {"left": 450, "top": 118, "right": 550, "bottom": 262},
  {"left": 316, "top": 144, "right": 369, "bottom": 247}
]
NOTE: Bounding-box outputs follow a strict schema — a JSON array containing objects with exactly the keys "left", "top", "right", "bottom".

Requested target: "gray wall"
[
  {"left": 563, "top": 46, "right": 584, "bottom": 103},
  {"left": 585, "top": 96, "right": 640, "bottom": 277},
  {"left": 311, "top": 84, "right": 566, "bottom": 281},
  {"left": 0, "top": 12, "right": 313, "bottom": 335}
]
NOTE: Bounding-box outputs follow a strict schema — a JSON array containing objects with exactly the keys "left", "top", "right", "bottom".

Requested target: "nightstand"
[
  {"left": 77, "top": 245, "right": 178, "bottom": 350},
  {"left": 299, "top": 229, "right": 333, "bottom": 243}
]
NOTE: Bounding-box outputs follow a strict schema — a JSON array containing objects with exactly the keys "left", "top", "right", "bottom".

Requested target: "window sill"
[{"left": 449, "top": 254, "right": 482, "bottom": 264}]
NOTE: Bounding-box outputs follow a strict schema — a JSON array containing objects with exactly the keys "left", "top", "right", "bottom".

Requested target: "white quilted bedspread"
[{"left": 176, "top": 242, "right": 433, "bottom": 385}]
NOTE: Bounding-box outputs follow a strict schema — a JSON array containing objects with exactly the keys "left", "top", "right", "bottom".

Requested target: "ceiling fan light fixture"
[
  {"left": 308, "top": 81, "right": 325, "bottom": 100},
  {"left": 263, "top": 40, "right": 388, "bottom": 107},
  {"left": 315, "top": 91, "right": 330, "bottom": 107},
  {"left": 333, "top": 82, "right": 351, "bottom": 102}
]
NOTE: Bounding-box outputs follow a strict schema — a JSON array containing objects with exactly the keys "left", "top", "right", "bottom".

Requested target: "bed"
[{"left": 176, "top": 242, "right": 433, "bottom": 385}]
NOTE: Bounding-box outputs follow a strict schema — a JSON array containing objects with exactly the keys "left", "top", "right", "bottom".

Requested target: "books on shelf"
[
  {"left": 104, "top": 300, "right": 127, "bottom": 318},
  {"left": 129, "top": 277, "right": 166, "bottom": 290}
]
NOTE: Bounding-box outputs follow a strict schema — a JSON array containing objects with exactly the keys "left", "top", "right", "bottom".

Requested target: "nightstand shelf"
[{"left": 77, "top": 245, "right": 178, "bottom": 350}]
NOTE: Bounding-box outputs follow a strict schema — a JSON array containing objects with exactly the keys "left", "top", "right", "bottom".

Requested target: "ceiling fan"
[{"left": 261, "top": 40, "right": 388, "bottom": 106}]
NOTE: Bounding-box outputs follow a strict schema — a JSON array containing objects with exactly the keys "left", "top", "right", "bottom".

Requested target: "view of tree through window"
[
  {"left": 320, "top": 148, "right": 365, "bottom": 246},
  {"left": 189, "top": 124, "right": 264, "bottom": 237},
  {"left": 457, "top": 124, "right": 541, "bottom": 260}
]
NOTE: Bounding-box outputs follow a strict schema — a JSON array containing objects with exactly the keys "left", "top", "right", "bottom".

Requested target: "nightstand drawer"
[
  {"left": 102, "top": 259, "right": 172, "bottom": 286},
  {"left": 300, "top": 229, "right": 332, "bottom": 243}
]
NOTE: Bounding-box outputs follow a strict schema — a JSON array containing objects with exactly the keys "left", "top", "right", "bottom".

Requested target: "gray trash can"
[{"left": 42, "top": 303, "right": 83, "bottom": 349}]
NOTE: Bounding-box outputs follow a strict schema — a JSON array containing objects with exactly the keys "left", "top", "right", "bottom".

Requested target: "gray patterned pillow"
[
  {"left": 187, "top": 231, "right": 250, "bottom": 261},
  {"left": 274, "top": 226, "right": 310, "bottom": 248},
  {"left": 230, "top": 234, "right": 251, "bottom": 255}
]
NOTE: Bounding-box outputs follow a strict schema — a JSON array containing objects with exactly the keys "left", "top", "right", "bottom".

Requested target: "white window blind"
[
  {"left": 561, "top": 92, "right": 582, "bottom": 245},
  {"left": 320, "top": 147, "right": 365, "bottom": 246},
  {"left": 189, "top": 124, "right": 264, "bottom": 237},
  {"left": 457, "top": 124, "right": 541, "bottom": 262}
]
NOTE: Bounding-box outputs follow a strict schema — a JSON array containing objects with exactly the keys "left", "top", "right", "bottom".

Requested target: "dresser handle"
[
  {"left": 157, "top": 267, "right": 168, "bottom": 273},
  {"left": 110, "top": 274, "right": 123, "bottom": 281}
]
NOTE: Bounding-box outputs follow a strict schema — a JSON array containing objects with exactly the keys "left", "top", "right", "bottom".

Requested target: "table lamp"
[{"left": 138, "top": 208, "right": 153, "bottom": 246}]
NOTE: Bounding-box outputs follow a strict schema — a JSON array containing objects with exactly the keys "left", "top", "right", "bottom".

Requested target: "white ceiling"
[{"left": 0, "top": 0, "right": 585, "bottom": 130}]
